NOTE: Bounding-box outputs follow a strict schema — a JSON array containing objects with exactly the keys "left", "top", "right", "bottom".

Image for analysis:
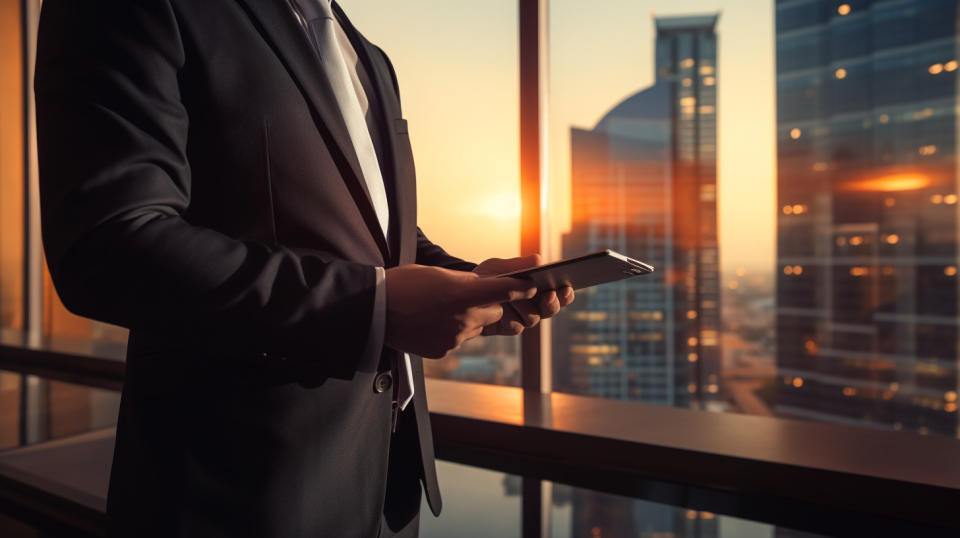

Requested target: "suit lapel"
[
  {"left": 333, "top": 2, "right": 414, "bottom": 268},
  {"left": 235, "top": 0, "right": 390, "bottom": 261}
]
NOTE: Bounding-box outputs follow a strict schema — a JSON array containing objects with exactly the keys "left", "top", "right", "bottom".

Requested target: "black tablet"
[{"left": 496, "top": 250, "right": 654, "bottom": 291}]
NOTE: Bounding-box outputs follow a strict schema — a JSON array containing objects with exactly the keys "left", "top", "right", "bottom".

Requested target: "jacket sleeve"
[
  {"left": 415, "top": 228, "right": 477, "bottom": 272},
  {"left": 35, "top": 0, "right": 376, "bottom": 370}
]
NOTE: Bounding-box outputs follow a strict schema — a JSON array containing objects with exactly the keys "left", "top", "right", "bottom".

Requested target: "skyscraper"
[
  {"left": 775, "top": 0, "right": 960, "bottom": 436},
  {"left": 554, "top": 14, "right": 721, "bottom": 407}
]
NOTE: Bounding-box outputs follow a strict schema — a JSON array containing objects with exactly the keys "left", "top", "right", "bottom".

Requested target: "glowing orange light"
[
  {"left": 945, "top": 266, "right": 957, "bottom": 277},
  {"left": 884, "top": 234, "right": 899, "bottom": 245},
  {"left": 703, "top": 76, "right": 715, "bottom": 86},
  {"left": 884, "top": 197, "right": 896, "bottom": 207},
  {"left": 813, "top": 162, "right": 829, "bottom": 172},
  {"left": 682, "top": 78, "right": 693, "bottom": 87},
  {"left": 840, "top": 173, "right": 931, "bottom": 193},
  {"left": 687, "top": 383, "right": 697, "bottom": 393},
  {"left": 804, "top": 339, "right": 819, "bottom": 355},
  {"left": 793, "top": 265, "right": 803, "bottom": 275},
  {"left": 835, "top": 68, "right": 847, "bottom": 79},
  {"left": 946, "top": 403, "right": 958, "bottom": 413},
  {"left": 878, "top": 113, "right": 890, "bottom": 124},
  {"left": 946, "top": 391, "right": 958, "bottom": 403},
  {"left": 836, "top": 236, "right": 847, "bottom": 246},
  {"left": 849, "top": 266, "right": 869, "bottom": 277},
  {"left": 790, "top": 128, "right": 802, "bottom": 139},
  {"left": 686, "top": 310, "right": 698, "bottom": 320},
  {"left": 837, "top": 4, "right": 851, "bottom": 15},
  {"left": 918, "top": 144, "right": 937, "bottom": 156},
  {"left": 707, "top": 384, "right": 719, "bottom": 394},
  {"left": 783, "top": 265, "right": 794, "bottom": 275},
  {"left": 946, "top": 60, "right": 959, "bottom": 72},
  {"left": 727, "top": 280, "right": 739, "bottom": 290},
  {"left": 792, "top": 204, "right": 806, "bottom": 214},
  {"left": 783, "top": 205, "right": 793, "bottom": 215},
  {"left": 688, "top": 337, "right": 698, "bottom": 346},
  {"left": 929, "top": 63, "right": 944, "bottom": 75},
  {"left": 849, "top": 236, "right": 864, "bottom": 246},
  {"left": 792, "top": 377, "right": 804, "bottom": 388},
  {"left": 842, "top": 386, "right": 857, "bottom": 396},
  {"left": 945, "top": 194, "right": 958, "bottom": 204},
  {"left": 932, "top": 194, "right": 944, "bottom": 204},
  {"left": 688, "top": 353, "right": 698, "bottom": 362}
]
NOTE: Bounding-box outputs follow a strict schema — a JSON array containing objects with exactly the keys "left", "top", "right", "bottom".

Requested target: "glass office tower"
[
  {"left": 775, "top": 0, "right": 960, "bottom": 436},
  {"left": 554, "top": 14, "right": 721, "bottom": 408}
]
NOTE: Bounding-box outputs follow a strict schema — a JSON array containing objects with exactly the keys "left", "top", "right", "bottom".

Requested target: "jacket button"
[{"left": 374, "top": 372, "right": 393, "bottom": 393}]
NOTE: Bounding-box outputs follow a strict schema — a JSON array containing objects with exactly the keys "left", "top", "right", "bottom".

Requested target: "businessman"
[{"left": 35, "top": 0, "right": 573, "bottom": 536}]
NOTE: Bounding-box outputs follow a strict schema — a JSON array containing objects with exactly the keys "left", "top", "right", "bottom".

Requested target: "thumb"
[{"left": 463, "top": 276, "right": 537, "bottom": 306}]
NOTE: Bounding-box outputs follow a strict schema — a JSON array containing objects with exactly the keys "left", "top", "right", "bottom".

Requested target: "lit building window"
[
  {"left": 881, "top": 266, "right": 895, "bottom": 276},
  {"left": 792, "top": 377, "right": 804, "bottom": 388},
  {"left": 707, "top": 384, "right": 719, "bottom": 394},
  {"left": 687, "top": 353, "right": 698, "bottom": 362},
  {"left": 945, "top": 266, "right": 957, "bottom": 277},
  {"left": 884, "top": 234, "right": 899, "bottom": 245},
  {"left": 837, "top": 3, "right": 851, "bottom": 16},
  {"left": 929, "top": 63, "right": 944, "bottom": 75},
  {"left": 727, "top": 280, "right": 739, "bottom": 290},
  {"left": 835, "top": 67, "right": 847, "bottom": 79},
  {"left": 878, "top": 113, "right": 890, "bottom": 124},
  {"left": 945, "top": 194, "right": 958, "bottom": 204},
  {"left": 783, "top": 265, "right": 793, "bottom": 275},
  {"left": 884, "top": 197, "right": 896, "bottom": 207},
  {"left": 792, "top": 204, "right": 807, "bottom": 214},
  {"left": 680, "top": 96, "right": 697, "bottom": 106},
  {"left": 842, "top": 386, "right": 857, "bottom": 396},
  {"left": 687, "top": 337, "right": 698, "bottom": 346},
  {"left": 836, "top": 236, "right": 847, "bottom": 246},
  {"left": 849, "top": 266, "right": 869, "bottom": 277},
  {"left": 946, "top": 60, "right": 959, "bottom": 72},
  {"left": 783, "top": 205, "right": 793, "bottom": 215},
  {"left": 703, "top": 76, "right": 716, "bottom": 86},
  {"left": 849, "top": 235, "right": 864, "bottom": 246},
  {"left": 918, "top": 144, "right": 937, "bottom": 156},
  {"left": 699, "top": 65, "right": 715, "bottom": 75},
  {"left": 945, "top": 391, "right": 958, "bottom": 403},
  {"left": 813, "top": 162, "right": 828, "bottom": 172},
  {"left": 931, "top": 194, "right": 944, "bottom": 204},
  {"left": 804, "top": 339, "right": 819, "bottom": 355},
  {"left": 790, "top": 127, "right": 802, "bottom": 139},
  {"left": 686, "top": 310, "right": 698, "bottom": 319},
  {"left": 699, "top": 105, "right": 716, "bottom": 114},
  {"left": 680, "top": 58, "right": 695, "bottom": 69},
  {"left": 792, "top": 265, "right": 803, "bottom": 275},
  {"left": 682, "top": 77, "right": 693, "bottom": 87}
]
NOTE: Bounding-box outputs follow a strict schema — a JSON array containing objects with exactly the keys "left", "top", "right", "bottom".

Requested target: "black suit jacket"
[{"left": 35, "top": 0, "right": 474, "bottom": 535}]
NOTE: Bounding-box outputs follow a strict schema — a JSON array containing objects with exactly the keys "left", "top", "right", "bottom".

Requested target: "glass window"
[
  {"left": 548, "top": 0, "right": 960, "bottom": 439},
  {"left": 0, "top": 0, "right": 24, "bottom": 331}
]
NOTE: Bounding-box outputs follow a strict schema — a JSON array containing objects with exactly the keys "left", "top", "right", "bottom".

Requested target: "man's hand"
[
  {"left": 384, "top": 264, "right": 537, "bottom": 358},
  {"left": 473, "top": 254, "right": 575, "bottom": 336}
]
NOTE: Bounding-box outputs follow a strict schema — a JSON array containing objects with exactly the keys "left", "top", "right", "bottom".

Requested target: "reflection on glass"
[
  {"left": 550, "top": 484, "right": 829, "bottom": 538},
  {"left": 775, "top": 0, "right": 960, "bottom": 437},
  {"left": 552, "top": 14, "right": 721, "bottom": 408},
  {"left": 0, "top": 371, "right": 120, "bottom": 451},
  {"left": 420, "top": 461, "right": 520, "bottom": 538}
]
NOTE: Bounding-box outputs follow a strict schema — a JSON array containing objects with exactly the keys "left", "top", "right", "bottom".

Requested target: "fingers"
[
  {"left": 465, "top": 276, "right": 537, "bottom": 306},
  {"left": 558, "top": 286, "right": 575, "bottom": 307},
  {"left": 469, "top": 303, "right": 505, "bottom": 328},
  {"left": 510, "top": 299, "right": 541, "bottom": 328},
  {"left": 537, "top": 290, "right": 561, "bottom": 319}
]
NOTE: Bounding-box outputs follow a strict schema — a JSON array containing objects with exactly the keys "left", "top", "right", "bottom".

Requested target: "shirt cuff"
[{"left": 360, "top": 266, "right": 387, "bottom": 372}]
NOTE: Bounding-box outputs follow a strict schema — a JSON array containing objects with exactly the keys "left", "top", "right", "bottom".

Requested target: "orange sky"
[{"left": 347, "top": 0, "right": 776, "bottom": 275}]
